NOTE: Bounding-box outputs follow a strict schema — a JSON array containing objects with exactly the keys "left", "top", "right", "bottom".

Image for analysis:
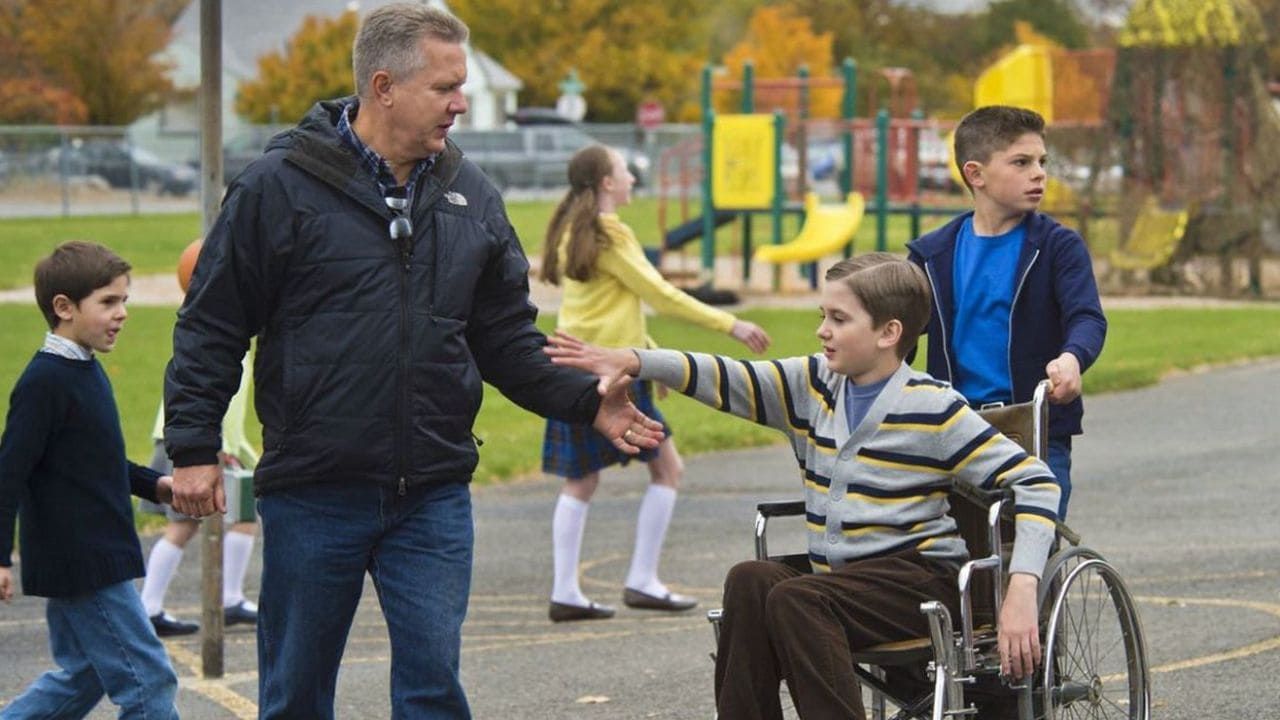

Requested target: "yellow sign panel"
[
  {"left": 974, "top": 44, "right": 1053, "bottom": 123},
  {"left": 712, "top": 114, "right": 776, "bottom": 210}
]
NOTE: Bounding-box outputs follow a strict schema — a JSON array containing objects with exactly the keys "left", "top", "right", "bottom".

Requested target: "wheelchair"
[{"left": 707, "top": 381, "right": 1150, "bottom": 719}]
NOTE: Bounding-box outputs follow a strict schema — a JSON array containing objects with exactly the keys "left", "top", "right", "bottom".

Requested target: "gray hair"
[{"left": 353, "top": 3, "right": 469, "bottom": 97}]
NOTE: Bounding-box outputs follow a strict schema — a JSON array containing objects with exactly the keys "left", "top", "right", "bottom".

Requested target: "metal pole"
[
  {"left": 875, "top": 109, "right": 889, "bottom": 252},
  {"left": 198, "top": 0, "right": 225, "bottom": 680}
]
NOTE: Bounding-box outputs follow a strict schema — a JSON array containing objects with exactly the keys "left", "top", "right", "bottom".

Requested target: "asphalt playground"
[{"left": 2, "top": 360, "right": 1278, "bottom": 719}]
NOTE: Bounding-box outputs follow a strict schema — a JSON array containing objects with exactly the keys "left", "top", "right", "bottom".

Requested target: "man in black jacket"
[{"left": 163, "top": 4, "right": 660, "bottom": 718}]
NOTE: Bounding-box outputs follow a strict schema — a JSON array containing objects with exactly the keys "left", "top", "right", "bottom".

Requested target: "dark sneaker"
[
  {"left": 150, "top": 611, "right": 199, "bottom": 637},
  {"left": 223, "top": 601, "right": 258, "bottom": 626}
]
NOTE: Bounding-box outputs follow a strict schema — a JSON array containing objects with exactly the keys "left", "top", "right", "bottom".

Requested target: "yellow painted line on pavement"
[
  {"left": 166, "top": 641, "right": 258, "bottom": 719},
  {"left": 1135, "top": 595, "right": 1280, "bottom": 675}
]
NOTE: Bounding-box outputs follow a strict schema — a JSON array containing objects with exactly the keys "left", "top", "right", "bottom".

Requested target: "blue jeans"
[
  {"left": 256, "top": 481, "right": 474, "bottom": 720},
  {"left": 1, "top": 580, "right": 178, "bottom": 720},
  {"left": 1048, "top": 436, "right": 1073, "bottom": 521}
]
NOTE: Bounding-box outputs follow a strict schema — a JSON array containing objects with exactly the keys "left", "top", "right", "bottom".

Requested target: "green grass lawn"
[{"left": 1, "top": 303, "right": 1278, "bottom": 486}]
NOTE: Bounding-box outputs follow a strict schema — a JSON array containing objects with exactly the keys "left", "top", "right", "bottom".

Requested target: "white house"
[{"left": 132, "top": 0, "right": 522, "bottom": 161}]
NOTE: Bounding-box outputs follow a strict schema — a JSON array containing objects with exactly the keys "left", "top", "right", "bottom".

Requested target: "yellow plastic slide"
[{"left": 754, "top": 192, "right": 865, "bottom": 263}]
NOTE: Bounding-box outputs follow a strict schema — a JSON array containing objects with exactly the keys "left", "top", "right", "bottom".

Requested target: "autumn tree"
[
  {"left": 236, "top": 10, "right": 358, "bottom": 124},
  {"left": 9, "top": 0, "right": 175, "bottom": 125},
  {"left": 451, "top": 0, "right": 707, "bottom": 122},
  {"left": 719, "top": 6, "right": 840, "bottom": 119}
]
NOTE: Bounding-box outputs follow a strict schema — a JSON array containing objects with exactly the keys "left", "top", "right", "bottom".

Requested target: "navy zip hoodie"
[{"left": 907, "top": 211, "right": 1107, "bottom": 437}]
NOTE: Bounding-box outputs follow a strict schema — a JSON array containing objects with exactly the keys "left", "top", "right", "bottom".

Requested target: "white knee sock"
[
  {"left": 625, "top": 484, "right": 678, "bottom": 596},
  {"left": 141, "top": 538, "right": 183, "bottom": 616},
  {"left": 551, "top": 494, "right": 591, "bottom": 606},
  {"left": 222, "top": 530, "right": 256, "bottom": 608}
]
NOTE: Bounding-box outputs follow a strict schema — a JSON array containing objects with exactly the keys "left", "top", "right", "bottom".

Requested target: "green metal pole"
[
  {"left": 841, "top": 58, "right": 856, "bottom": 199},
  {"left": 841, "top": 58, "right": 857, "bottom": 258},
  {"left": 910, "top": 108, "right": 924, "bottom": 241},
  {"left": 875, "top": 108, "right": 889, "bottom": 252},
  {"left": 742, "top": 62, "right": 754, "bottom": 113},
  {"left": 701, "top": 65, "right": 715, "bottom": 278}
]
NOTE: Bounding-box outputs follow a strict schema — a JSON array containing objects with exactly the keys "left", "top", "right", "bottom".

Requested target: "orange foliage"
[{"left": 718, "top": 6, "right": 840, "bottom": 119}]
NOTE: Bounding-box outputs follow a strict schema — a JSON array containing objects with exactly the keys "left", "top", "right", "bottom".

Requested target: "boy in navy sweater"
[
  {"left": 908, "top": 106, "right": 1106, "bottom": 519},
  {"left": 0, "top": 241, "right": 179, "bottom": 718}
]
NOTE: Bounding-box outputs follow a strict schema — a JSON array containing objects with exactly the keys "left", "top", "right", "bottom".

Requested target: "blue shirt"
[
  {"left": 951, "top": 217, "right": 1023, "bottom": 404},
  {"left": 843, "top": 374, "right": 890, "bottom": 433}
]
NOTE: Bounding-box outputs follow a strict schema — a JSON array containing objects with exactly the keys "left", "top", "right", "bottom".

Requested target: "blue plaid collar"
[{"left": 337, "top": 100, "right": 435, "bottom": 199}]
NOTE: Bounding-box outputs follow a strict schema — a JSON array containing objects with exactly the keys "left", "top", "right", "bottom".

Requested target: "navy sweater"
[{"left": 0, "top": 353, "right": 161, "bottom": 598}]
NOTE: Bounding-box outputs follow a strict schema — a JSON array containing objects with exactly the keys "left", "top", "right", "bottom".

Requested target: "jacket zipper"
[
  {"left": 396, "top": 206, "right": 413, "bottom": 497},
  {"left": 1007, "top": 249, "right": 1039, "bottom": 394}
]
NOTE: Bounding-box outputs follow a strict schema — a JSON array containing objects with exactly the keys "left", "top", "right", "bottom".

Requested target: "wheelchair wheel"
[
  {"left": 1038, "top": 546, "right": 1103, "bottom": 613},
  {"left": 1042, "top": 558, "right": 1150, "bottom": 719}
]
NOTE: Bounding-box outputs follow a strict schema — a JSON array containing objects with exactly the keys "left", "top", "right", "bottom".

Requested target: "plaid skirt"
[{"left": 542, "top": 380, "right": 671, "bottom": 479}]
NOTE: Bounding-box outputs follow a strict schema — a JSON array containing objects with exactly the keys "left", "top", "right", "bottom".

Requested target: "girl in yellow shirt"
[{"left": 539, "top": 145, "right": 770, "bottom": 622}]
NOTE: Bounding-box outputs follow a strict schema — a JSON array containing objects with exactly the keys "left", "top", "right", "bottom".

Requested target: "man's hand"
[
  {"left": 730, "top": 320, "right": 771, "bottom": 354},
  {"left": 155, "top": 475, "right": 175, "bottom": 505},
  {"left": 172, "top": 464, "right": 225, "bottom": 518},
  {"left": 0, "top": 567, "right": 12, "bottom": 603},
  {"left": 1045, "top": 352, "right": 1082, "bottom": 405},
  {"left": 998, "top": 573, "right": 1041, "bottom": 679},
  {"left": 545, "top": 331, "right": 641, "bottom": 396},
  {"left": 592, "top": 376, "right": 665, "bottom": 454}
]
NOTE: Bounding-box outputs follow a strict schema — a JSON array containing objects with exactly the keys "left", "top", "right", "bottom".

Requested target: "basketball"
[{"left": 177, "top": 239, "right": 203, "bottom": 293}]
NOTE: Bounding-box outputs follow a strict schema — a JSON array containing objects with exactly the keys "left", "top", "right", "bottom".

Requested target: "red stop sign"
[{"left": 636, "top": 101, "right": 665, "bottom": 129}]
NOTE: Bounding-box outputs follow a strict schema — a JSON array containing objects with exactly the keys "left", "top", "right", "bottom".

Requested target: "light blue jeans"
[
  {"left": 1, "top": 580, "right": 178, "bottom": 719},
  {"left": 256, "top": 480, "right": 474, "bottom": 720}
]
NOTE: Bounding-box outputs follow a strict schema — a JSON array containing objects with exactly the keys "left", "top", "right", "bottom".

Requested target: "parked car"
[
  {"left": 50, "top": 141, "right": 197, "bottom": 196},
  {"left": 451, "top": 125, "right": 650, "bottom": 190},
  {"left": 509, "top": 107, "right": 573, "bottom": 126}
]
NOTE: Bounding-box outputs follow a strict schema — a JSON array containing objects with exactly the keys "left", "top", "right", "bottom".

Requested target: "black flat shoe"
[
  {"left": 150, "top": 611, "right": 199, "bottom": 637},
  {"left": 622, "top": 587, "right": 698, "bottom": 612},
  {"left": 549, "top": 600, "right": 616, "bottom": 623},
  {"left": 223, "top": 601, "right": 258, "bottom": 626}
]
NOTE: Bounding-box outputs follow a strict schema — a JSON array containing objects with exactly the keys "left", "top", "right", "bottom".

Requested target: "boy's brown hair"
[
  {"left": 825, "top": 252, "right": 931, "bottom": 360},
  {"left": 953, "top": 105, "right": 1045, "bottom": 191},
  {"left": 33, "top": 241, "right": 131, "bottom": 329}
]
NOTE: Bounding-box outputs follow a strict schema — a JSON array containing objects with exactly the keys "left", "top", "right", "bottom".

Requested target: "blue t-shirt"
[
  {"left": 843, "top": 374, "right": 890, "bottom": 433},
  {"left": 951, "top": 217, "right": 1023, "bottom": 405}
]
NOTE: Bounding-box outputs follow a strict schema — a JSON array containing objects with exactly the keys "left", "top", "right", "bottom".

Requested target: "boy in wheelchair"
[{"left": 545, "top": 252, "right": 1060, "bottom": 719}]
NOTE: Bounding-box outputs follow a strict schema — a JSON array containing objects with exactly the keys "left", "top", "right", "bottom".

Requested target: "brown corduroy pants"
[{"left": 713, "top": 550, "right": 961, "bottom": 720}]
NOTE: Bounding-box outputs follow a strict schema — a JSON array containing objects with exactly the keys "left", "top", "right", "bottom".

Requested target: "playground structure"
[
  {"left": 654, "top": 0, "right": 1280, "bottom": 298},
  {"left": 963, "top": 0, "right": 1280, "bottom": 296},
  {"left": 654, "top": 60, "right": 967, "bottom": 293}
]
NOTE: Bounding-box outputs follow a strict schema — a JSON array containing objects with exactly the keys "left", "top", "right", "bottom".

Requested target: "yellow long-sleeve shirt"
[{"left": 555, "top": 214, "right": 735, "bottom": 348}]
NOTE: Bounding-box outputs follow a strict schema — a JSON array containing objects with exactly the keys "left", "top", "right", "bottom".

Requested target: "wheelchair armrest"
[{"left": 756, "top": 500, "right": 806, "bottom": 517}]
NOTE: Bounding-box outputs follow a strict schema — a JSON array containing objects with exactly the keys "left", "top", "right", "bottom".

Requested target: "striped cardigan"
[{"left": 634, "top": 351, "right": 1060, "bottom": 577}]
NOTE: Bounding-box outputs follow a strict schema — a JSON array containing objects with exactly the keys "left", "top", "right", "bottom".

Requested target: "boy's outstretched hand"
[
  {"left": 547, "top": 331, "right": 664, "bottom": 453},
  {"left": 545, "top": 331, "right": 641, "bottom": 396},
  {"left": 0, "top": 566, "right": 12, "bottom": 603}
]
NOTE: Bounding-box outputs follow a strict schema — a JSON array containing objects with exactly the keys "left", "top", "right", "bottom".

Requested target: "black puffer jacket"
[{"left": 165, "top": 98, "right": 600, "bottom": 494}]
